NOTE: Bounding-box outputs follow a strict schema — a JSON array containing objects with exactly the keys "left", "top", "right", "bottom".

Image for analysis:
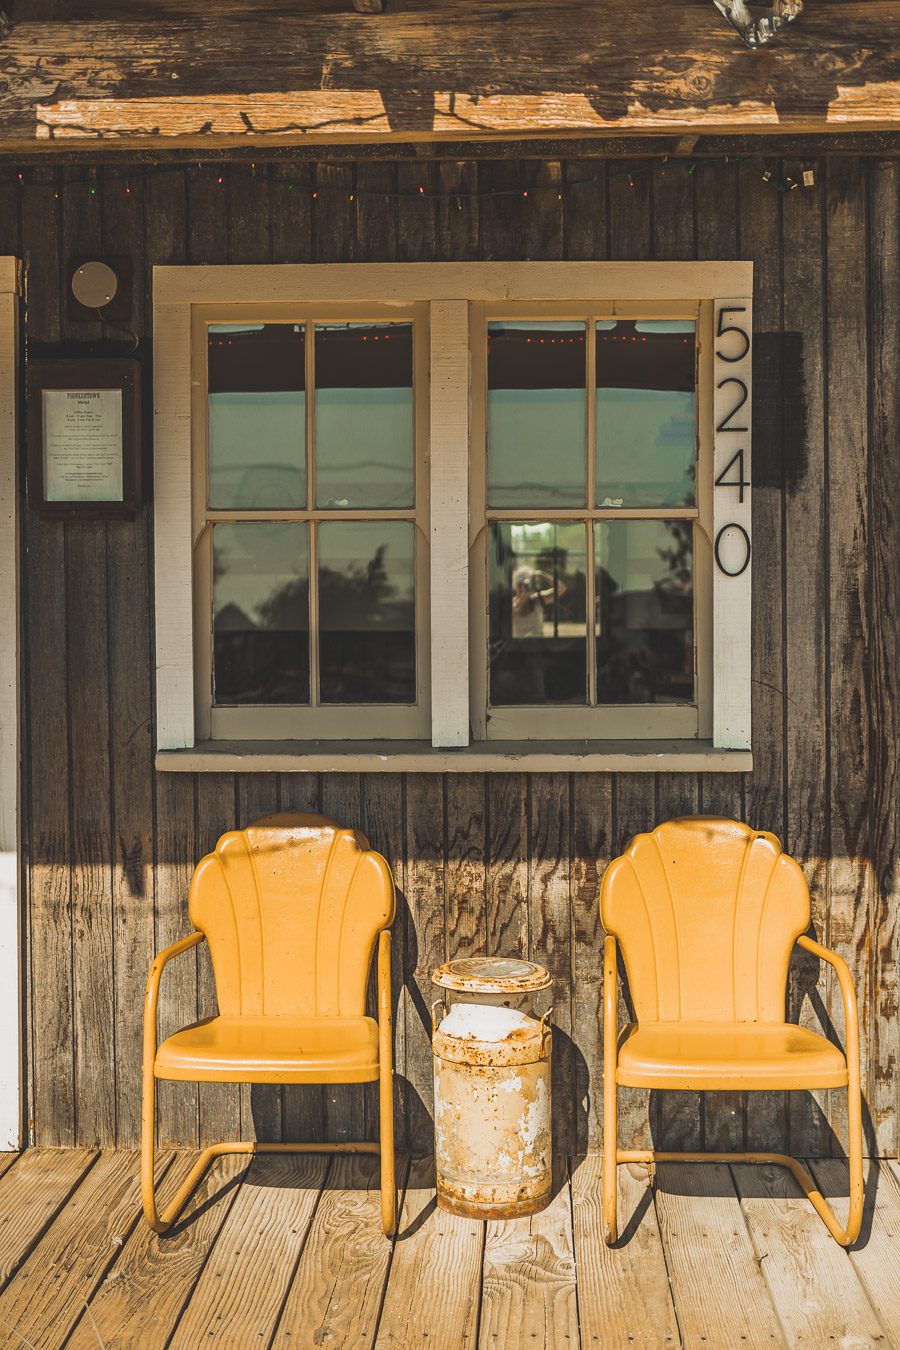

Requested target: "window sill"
[{"left": 156, "top": 740, "right": 752, "bottom": 774}]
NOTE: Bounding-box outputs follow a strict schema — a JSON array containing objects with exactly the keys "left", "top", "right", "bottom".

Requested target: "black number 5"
[{"left": 716, "top": 306, "right": 750, "bottom": 364}]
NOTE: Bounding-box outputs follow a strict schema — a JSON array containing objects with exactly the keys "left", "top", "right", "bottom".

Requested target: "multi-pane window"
[
  {"left": 160, "top": 265, "right": 750, "bottom": 757},
  {"left": 195, "top": 310, "right": 430, "bottom": 740},
  {"left": 471, "top": 309, "right": 710, "bottom": 740}
]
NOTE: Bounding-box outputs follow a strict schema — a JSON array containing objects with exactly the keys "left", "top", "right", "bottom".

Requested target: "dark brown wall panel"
[{"left": 12, "top": 153, "right": 898, "bottom": 1160}]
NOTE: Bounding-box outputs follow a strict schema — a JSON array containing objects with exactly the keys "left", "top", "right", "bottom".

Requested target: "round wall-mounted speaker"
[{"left": 71, "top": 260, "right": 119, "bottom": 310}]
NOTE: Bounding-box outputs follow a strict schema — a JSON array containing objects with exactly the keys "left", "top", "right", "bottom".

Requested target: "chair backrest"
[
  {"left": 189, "top": 813, "right": 395, "bottom": 1018},
  {"left": 600, "top": 817, "right": 810, "bottom": 1024}
]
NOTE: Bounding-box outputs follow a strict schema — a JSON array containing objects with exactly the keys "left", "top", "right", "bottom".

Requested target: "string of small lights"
[{"left": 5, "top": 155, "right": 815, "bottom": 200}]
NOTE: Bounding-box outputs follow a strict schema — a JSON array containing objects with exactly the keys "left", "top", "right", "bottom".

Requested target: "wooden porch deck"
[{"left": 0, "top": 1149, "right": 898, "bottom": 1348}]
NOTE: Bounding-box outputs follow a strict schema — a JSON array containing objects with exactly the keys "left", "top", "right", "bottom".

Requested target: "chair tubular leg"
[
  {"left": 601, "top": 1053, "right": 864, "bottom": 1248},
  {"left": 141, "top": 1073, "right": 389, "bottom": 1236}
]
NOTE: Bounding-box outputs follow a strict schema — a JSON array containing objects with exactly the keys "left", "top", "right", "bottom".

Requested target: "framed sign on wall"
[{"left": 26, "top": 358, "right": 141, "bottom": 517}]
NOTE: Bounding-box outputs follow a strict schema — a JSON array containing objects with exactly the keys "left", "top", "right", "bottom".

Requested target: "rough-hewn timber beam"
[
  {"left": 352, "top": 0, "right": 387, "bottom": 11},
  {"left": 0, "top": 1, "right": 896, "bottom": 150}
]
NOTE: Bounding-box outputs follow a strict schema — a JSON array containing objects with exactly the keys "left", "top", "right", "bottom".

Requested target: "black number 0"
[
  {"left": 716, "top": 307, "right": 750, "bottom": 363},
  {"left": 715, "top": 523, "right": 751, "bottom": 577}
]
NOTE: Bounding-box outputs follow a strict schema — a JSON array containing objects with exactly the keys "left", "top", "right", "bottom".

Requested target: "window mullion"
[
  {"left": 429, "top": 299, "right": 470, "bottom": 748},
  {"left": 586, "top": 318, "right": 597, "bottom": 707}
]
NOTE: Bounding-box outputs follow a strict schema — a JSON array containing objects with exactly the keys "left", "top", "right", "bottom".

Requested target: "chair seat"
[
  {"left": 616, "top": 1021, "right": 849, "bottom": 1091},
  {"left": 155, "top": 1015, "right": 380, "bottom": 1085}
]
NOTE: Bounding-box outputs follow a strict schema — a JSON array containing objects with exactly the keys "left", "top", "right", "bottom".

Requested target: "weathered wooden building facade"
[{"left": 0, "top": 3, "right": 897, "bottom": 1172}]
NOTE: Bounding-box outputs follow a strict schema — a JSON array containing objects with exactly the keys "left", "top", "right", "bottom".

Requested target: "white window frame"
[
  {"left": 153, "top": 262, "right": 752, "bottom": 764},
  {"left": 0, "top": 257, "right": 22, "bottom": 1148},
  {"left": 192, "top": 302, "right": 431, "bottom": 742}
]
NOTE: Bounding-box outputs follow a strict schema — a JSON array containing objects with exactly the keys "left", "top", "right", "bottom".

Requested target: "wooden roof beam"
[{"left": 0, "top": 2, "right": 895, "bottom": 150}]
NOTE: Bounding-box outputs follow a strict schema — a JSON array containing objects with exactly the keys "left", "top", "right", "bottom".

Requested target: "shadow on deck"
[{"left": 0, "top": 1148, "right": 897, "bottom": 1346}]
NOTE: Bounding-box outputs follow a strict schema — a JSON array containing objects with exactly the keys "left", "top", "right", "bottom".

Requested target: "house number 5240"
[{"left": 713, "top": 302, "right": 752, "bottom": 579}]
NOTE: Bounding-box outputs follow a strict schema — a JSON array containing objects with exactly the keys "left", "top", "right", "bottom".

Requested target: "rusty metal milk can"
[{"left": 431, "top": 957, "right": 552, "bottom": 1219}]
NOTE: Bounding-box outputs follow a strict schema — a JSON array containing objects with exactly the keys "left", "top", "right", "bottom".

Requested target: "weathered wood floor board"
[
  {"left": 733, "top": 1161, "right": 887, "bottom": 1346},
  {"left": 3, "top": 1150, "right": 900, "bottom": 1347},
  {"left": 170, "top": 1153, "right": 329, "bottom": 1347},
  {"left": 66, "top": 1152, "right": 251, "bottom": 1348},
  {"left": 0, "top": 1149, "right": 98, "bottom": 1293},
  {"left": 271, "top": 1153, "right": 405, "bottom": 1349},
  {"left": 479, "top": 1162, "right": 579, "bottom": 1348},
  {"left": 571, "top": 1155, "right": 678, "bottom": 1348},
  {"left": 0, "top": 1150, "right": 171, "bottom": 1349},
  {"left": 376, "top": 1157, "right": 482, "bottom": 1349},
  {"left": 808, "top": 1158, "right": 900, "bottom": 1349},
  {"left": 654, "top": 1161, "right": 783, "bottom": 1347}
]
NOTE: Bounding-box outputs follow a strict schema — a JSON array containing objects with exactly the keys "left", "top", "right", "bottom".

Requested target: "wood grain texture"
[
  {"left": 404, "top": 775, "right": 445, "bottom": 1153},
  {"left": 479, "top": 1161, "right": 578, "bottom": 1349},
  {"left": 781, "top": 159, "right": 831, "bottom": 1161},
  {"left": 572, "top": 774, "right": 612, "bottom": 1153},
  {"left": 655, "top": 1162, "right": 783, "bottom": 1346},
  {"left": 2, "top": 4, "right": 898, "bottom": 148},
  {"left": 170, "top": 1154, "right": 328, "bottom": 1348},
  {"left": 529, "top": 774, "right": 574, "bottom": 1154},
  {"left": 868, "top": 159, "right": 900, "bottom": 1158},
  {"left": 271, "top": 1153, "right": 402, "bottom": 1349},
  {"left": 738, "top": 156, "right": 789, "bottom": 1158},
  {"left": 0, "top": 1149, "right": 171, "bottom": 1348},
  {"left": 68, "top": 1153, "right": 249, "bottom": 1349},
  {"left": 823, "top": 156, "right": 873, "bottom": 1156},
  {"left": 571, "top": 1155, "right": 678, "bottom": 1349},
  {"left": 376, "top": 1156, "right": 481, "bottom": 1350},
  {"left": 102, "top": 167, "right": 156, "bottom": 1151},
  {"left": 17, "top": 151, "right": 900, "bottom": 1163},
  {"left": 0, "top": 1148, "right": 97, "bottom": 1291},
  {"left": 733, "top": 1160, "right": 886, "bottom": 1345},
  {"left": 809, "top": 1157, "right": 900, "bottom": 1346}
]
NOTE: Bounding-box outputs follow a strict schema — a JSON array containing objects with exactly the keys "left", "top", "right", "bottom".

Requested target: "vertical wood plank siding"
[{"left": 13, "top": 154, "right": 899, "bottom": 1158}]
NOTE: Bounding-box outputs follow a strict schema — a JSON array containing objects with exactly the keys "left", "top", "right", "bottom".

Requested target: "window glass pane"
[
  {"left": 208, "top": 324, "right": 306, "bottom": 509},
  {"left": 595, "top": 320, "right": 696, "bottom": 507},
  {"left": 213, "top": 522, "right": 309, "bottom": 704},
  {"left": 595, "top": 520, "right": 694, "bottom": 705},
  {"left": 488, "top": 521, "right": 587, "bottom": 705},
  {"left": 488, "top": 322, "right": 586, "bottom": 508},
  {"left": 318, "top": 521, "right": 416, "bottom": 703},
  {"left": 315, "top": 323, "right": 414, "bottom": 509}
]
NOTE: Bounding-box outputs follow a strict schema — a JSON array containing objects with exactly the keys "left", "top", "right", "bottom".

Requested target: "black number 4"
[{"left": 714, "top": 448, "right": 751, "bottom": 502}]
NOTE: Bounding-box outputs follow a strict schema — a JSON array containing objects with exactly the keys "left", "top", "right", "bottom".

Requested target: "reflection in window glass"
[
  {"left": 488, "top": 521, "right": 587, "bottom": 705},
  {"left": 208, "top": 325, "right": 306, "bottom": 509},
  {"left": 596, "top": 320, "right": 696, "bottom": 508},
  {"left": 315, "top": 323, "right": 414, "bottom": 509},
  {"left": 596, "top": 520, "right": 694, "bottom": 705},
  {"left": 213, "top": 522, "right": 309, "bottom": 704},
  {"left": 318, "top": 521, "right": 416, "bottom": 703},
  {"left": 488, "top": 323, "right": 586, "bottom": 508}
]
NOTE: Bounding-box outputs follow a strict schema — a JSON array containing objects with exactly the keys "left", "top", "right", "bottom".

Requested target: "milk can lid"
[{"left": 431, "top": 956, "right": 551, "bottom": 994}]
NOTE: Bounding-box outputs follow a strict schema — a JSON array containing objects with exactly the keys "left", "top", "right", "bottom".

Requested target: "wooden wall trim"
[
  {"left": 429, "top": 300, "right": 470, "bottom": 748},
  {"left": 0, "top": 4, "right": 897, "bottom": 149},
  {"left": 0, "top": 257, "right": 21, "bottom": 1148}
]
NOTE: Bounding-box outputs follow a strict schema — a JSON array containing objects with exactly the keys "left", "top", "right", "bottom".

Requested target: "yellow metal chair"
[
  {"left": 600, "top": 816, "right": 863, "bottom": 1247},
  {"left": 141, "top": 813, "right": 397, "bottom": 1236}
]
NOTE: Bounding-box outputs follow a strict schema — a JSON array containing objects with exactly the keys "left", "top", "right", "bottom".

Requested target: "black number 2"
[{"left": 715, "top": 377, "right": 749, "bottom": 433}]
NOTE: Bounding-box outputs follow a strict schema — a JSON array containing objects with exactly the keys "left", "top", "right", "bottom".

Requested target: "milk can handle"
[
  {"left": 540, "top": 1006, "right": 554, "bottom": 1051},
  {"left": 430, "top": 998, "right": 445, "bottom": 1035}
]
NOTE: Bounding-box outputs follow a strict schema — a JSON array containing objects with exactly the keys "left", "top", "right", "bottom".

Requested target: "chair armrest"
[
  {"left": 377, "top": 928, "right": 391, "bottom": 1025},
  {"left": 604, "top": 934, "right": 619, "bottom": 1076},
  {"left": 796, "top": 934, "right": 860, "bottom": 1070},
  {"left": 143, "top": 931, "right": 205, "bottom": 1066}
]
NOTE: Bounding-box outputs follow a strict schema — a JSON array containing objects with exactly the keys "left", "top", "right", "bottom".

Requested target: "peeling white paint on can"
[{"left": 431, "top": 975, "right": 552, "bottom": 1220}]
